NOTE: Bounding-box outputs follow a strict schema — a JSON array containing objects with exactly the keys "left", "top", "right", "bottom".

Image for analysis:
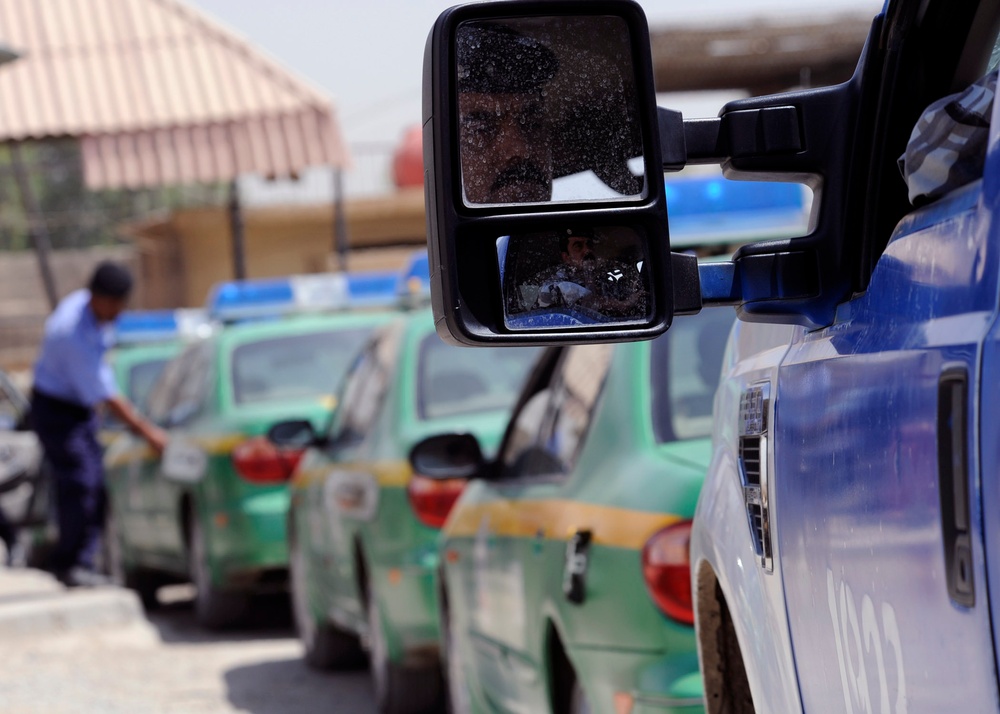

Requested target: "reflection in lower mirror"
[{"left": 498, "top": 226, "right": 653, "bottom": 330}]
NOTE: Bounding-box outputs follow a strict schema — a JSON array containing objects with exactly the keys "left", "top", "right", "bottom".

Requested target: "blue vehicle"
[{"left": 422, "top": 0, "right": 1000, "bottom": 710}]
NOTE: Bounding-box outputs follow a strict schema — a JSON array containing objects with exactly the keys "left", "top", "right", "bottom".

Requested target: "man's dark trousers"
[{"left": 30, "top": 391, "right": 106, "bottom": 573}]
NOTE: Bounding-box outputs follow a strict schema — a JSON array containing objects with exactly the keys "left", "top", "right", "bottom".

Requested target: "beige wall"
[
  {"left": 0, "top": 246, "right": 136, "bottom": 370},
  {"left": 135, "top": 188, "right": 428, "bottom": 307}
]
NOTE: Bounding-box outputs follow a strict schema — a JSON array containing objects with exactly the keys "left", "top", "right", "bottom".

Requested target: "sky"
[{"left": 187, "top": 0, "right": 885, "bottom": 147}]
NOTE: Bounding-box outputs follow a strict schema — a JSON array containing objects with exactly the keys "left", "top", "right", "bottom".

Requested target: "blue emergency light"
[
  {"left": 206, "top": 255, "right": 432, "bottom": 322},
  {"left": 114, "top": 309, "right": 212, "bottom": 344},
  {"left": 664, "top": 175, "right": 808, "bottom": 248}
]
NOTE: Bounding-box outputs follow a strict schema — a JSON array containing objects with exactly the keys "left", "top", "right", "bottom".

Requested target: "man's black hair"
[
  {"left": 456, "top": 22, "right": 558, "bottom": 94},
  {"left": 89, "top": 261, "right": 133, "bottom": 299}
]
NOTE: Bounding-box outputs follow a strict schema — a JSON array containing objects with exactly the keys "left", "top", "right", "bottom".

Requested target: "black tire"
[
  {"left": 189, "top": 515, "right": 249, "bottom": 629},
  {"left": 289, "top": 519, "right": 365, "bottom": 669},
  {"left": 105, "top": 506, "right": 160, "bottom": 610},
  {"left": 367, "top": 583, "right": 444, "bottom": 714}
]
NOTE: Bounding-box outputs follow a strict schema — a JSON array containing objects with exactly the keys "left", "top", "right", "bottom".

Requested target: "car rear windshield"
[
  {"left": 231, "top": 327, "right": 373, "bottom": 405},
  {"left": 128, "top": 359, "right": 170, "bottom": 410},
  {"left": 651, "top": 309, "right": 735, "bottom": 443},
  {"left": 417, "top": 335, "right": 539, "bottom": 420}
]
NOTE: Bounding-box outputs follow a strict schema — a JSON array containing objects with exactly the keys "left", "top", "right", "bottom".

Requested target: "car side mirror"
[
  {"left": 266, "top": 419, "right": 320, "bottom": 449},
  {"left": 409, "top": 433, "right": 485, "bottom": 480},
  {"left": 423, "top": 1, "right": 678, "bottom": 346}
]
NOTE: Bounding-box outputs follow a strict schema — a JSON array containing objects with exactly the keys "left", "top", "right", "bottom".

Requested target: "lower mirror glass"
[{"left": 498, "top": 226, "right": 653, "bottom": 329}]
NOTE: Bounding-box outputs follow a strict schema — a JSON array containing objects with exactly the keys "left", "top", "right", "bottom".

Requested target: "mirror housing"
[
  {"left": 266, "top": 419, "right": 321, "bottom": 449},
  {"left": 423, "top": 0, "right": 675, "bottom": 345},
  {"left": 426, "top": 2, "right": 889, "bottom": 336},
  {"left": 409, "top": 433, "right": 485, "bottom": 480}
]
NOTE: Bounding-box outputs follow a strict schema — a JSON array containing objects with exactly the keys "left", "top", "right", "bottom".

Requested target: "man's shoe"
[{"left": 56, "top": 566, "right": 111, "bottom": 588}]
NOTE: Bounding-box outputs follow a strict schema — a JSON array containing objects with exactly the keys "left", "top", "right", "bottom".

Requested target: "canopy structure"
[{"left": 0, "top": 0, "right": 349, "bottom": 190}]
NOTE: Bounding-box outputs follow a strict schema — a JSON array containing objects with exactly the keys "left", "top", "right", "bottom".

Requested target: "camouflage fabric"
[{"left": 898, "top": 70, "right": 996, "bottom": 206}]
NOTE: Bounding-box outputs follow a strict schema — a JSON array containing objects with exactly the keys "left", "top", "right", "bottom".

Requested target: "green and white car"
[
  {"left": 411, "top": 306, "right": 736, "bottom": 714},
  {"left": 104, "top": 276, "right": 399, "bottom": 627},
  {"left": 270, "top": 309, "right": 539, "bottom": 714}
]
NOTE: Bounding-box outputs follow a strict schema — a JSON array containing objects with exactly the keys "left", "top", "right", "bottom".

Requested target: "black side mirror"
[
  {"left": 266, "top": 419, "right": 320, "bottom": 448},
  {"left": 409, "top": 433, "right": 485, "bottom": 480},
  {"left": 423, "top": 1, "right": 675, "bottom": 346}
]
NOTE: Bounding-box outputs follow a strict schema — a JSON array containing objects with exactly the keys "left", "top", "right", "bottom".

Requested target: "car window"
[
  {"left": 230, "top": 327, "right": 373, "bottom": 406},
  {"left": 328, "top": 324, "right": 402, "bottom": 447},
  {"left": 651, "top": 308, "right": 736, "bottom": 442},
  {"left": 127, "top": 358, "right": 170, "bottom": 411},
  {"left": 499, "top": 343, "right": 613, "bottom": 480},
  {"left": 145, "top": 348, "right": 192, "bottom": 426},
  {"left": 416, "top": 335, "right": 539, "bottom": 419},
  {"left": 169, "top": 342, "right": 214, "bottom": 425},
  {"left": 540, "top": 344, "right": 614, "bottom": 472}
]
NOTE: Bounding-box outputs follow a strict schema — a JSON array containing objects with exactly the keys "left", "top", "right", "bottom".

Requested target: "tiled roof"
[{"left": 0, "top": 0, "right": 349, "bottom": 188}]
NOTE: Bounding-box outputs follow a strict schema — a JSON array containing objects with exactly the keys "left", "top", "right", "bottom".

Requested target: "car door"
[
  {"left": 772, "top": 76, "right": 1000, "bottom": 714},
  {"left": 316, "top": 324, "right": 400, "bottom": 628},
  {"left": 130, "top": 341, "right": 212, "bottom": 565},
  {"left": 464, "top": 343, "right": 614, "bottom": 712}
]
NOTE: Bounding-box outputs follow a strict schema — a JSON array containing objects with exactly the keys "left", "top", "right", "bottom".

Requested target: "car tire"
[
  {"left": 105, "top": 506, "right": 160, "bottom": 611},
  {"left": 189, "top": 515, "right": 249, "bottom": 629},
  {"left": 289, "top": 520, "right": 365, "bottom": 670},
  {"left": 367, "top": 583, "right": 444, "bottom": 714}
]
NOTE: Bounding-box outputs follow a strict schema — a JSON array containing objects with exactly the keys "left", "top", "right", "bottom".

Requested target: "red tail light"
[
  {"left": 642, "top": 520, "right": 694, "bottom": 625},
  {"left": 231, "top": 437, "right": 304, "bottom": 484},
  {"left": 406, "top": 474, "right": 466, "bottom": 529}
]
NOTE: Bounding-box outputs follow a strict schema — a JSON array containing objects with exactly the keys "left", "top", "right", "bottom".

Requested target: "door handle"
[{"left": 938, "top": 365, "right": 974, "bottom": 607}]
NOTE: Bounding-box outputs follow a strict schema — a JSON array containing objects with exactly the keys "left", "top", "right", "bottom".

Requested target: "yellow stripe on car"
[{"left": 444, "top": 500, "right": 682, "bottom": 551}]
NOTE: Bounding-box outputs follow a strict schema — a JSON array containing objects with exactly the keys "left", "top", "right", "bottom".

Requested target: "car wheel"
[
  {"left": 367, "top": 582, "right": 443, "bottom": 714},
  {"left": 289, "top": 520, "right": 365, "bottom": 669},
  {"left": 105, "top": 506, "right": 160, "bottom": 610},
  {"left": 569, "top": 679, "right": 592, "bottom": 714},
  {"left": 189, "top": 514, "right": 249, "bottom": 629}
]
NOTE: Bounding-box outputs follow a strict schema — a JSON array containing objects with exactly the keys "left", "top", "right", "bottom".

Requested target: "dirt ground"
[{"left": 0, "top": 586, "right": 378, "bottom": 714}]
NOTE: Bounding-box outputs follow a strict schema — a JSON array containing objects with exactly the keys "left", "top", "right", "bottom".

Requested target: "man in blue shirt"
[{"left": 31, "top": 262, "right": 167, "bottom": 588}]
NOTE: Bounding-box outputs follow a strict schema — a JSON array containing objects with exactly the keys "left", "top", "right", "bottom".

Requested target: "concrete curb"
[{"left": 0, "top": 568, "right": 145, "bottom": 639}]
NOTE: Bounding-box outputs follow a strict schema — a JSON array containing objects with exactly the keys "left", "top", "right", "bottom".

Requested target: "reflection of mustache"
[
  {"left": 491, "top": 160, "right": 549, "bottom": 193},
  {"left": 582, "top": 252, "right": 596, "bottom": 261}
]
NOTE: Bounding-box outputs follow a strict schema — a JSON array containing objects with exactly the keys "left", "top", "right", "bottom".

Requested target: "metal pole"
[
  {"left": 333, "top": 167, "right": 348, "bottom": 271},
  {"left": 228, "top": 178, "right": 247, "bottom": 280},
  {"left": 10, "top": 142, "right": 59, "bottom": 309}
]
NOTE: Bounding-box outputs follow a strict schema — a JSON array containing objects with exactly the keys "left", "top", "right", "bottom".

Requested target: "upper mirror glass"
[{"left": 456, "top": 16, "right": 646, "bottom": 207}]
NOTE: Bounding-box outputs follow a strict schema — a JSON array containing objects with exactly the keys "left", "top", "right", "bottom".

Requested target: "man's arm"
[{"left": 103, "top": 396, "right": 168, "bottom": 455}]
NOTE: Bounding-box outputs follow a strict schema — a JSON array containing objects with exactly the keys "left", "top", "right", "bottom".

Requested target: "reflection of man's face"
[
  {"left": 459, "top": 92, "right": 552, "bottom": 204},
  {"left": 562, "top": 235, "right": 595, "bottom": 266}
]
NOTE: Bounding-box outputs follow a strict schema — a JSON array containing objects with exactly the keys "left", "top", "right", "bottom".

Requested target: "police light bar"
[
  {"left": 207, "top": 271, "right": 403, "bottom": 322},
  {"left": 665, "top": 176, "right": 808, "bottom": 248},
  {"left": 114, "top": 309, "right": 212, "bottom": 344}
]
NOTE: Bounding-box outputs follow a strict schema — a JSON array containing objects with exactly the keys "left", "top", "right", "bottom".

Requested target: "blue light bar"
[
  {"left": 115, "top": 309, "right": 212, "bottom": 344},
  {"left": 206, "top": 252, "right": 435, "bottom": 322},
  {"left": 665, "top": 176, "right": 808, "bottom": 248}
]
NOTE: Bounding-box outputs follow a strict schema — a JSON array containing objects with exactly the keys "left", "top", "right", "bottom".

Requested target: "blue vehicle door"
[{"left": 769, "top": 94, "right": 1000, "bottom": 712}]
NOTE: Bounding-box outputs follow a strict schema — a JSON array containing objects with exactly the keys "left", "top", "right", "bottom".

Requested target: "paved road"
[{"left": 0, "top": 585, "right": 378, "bottom": 714}]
